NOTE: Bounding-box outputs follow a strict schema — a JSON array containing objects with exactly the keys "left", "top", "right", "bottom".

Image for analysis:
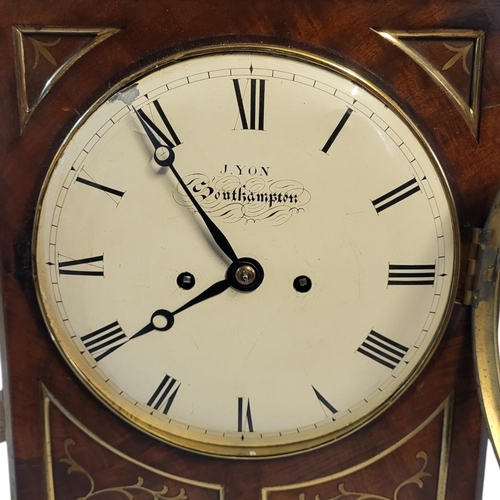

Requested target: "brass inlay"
[
  {"left": 473, "top": 187, "right": 500, "bottom": 466},
  {"left": 442, "top": 42, "right": 473, "bottom": 74},
  {"left": 373, "top": 29, "right": 485, "bottom": 139},
  {"left": 62, "top": 438, "right": 187, "bottom": 499},
  {"left": 262, "top": 395, "right": 453, "bottom": 499},
  {"left": 41, "top": 384, "right": 225, "bottom": 500},
  {"left": 12, "top": 26, "right": 119, "bottom": 133},
  {"left": 298, "top": 451, "right": 430, "bottom": 500},
  {"left": 30, "top": 37, "right": 61, "bottom": 69}
]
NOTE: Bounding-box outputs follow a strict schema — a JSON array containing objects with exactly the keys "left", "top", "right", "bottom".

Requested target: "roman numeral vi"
[{"left": 237, "top": 397, "right": 254, "bottom": 432}]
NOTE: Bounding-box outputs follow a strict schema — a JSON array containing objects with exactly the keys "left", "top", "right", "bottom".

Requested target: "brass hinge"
[{"left": 458, "top": 227, "right": 482, "bottom": 306}]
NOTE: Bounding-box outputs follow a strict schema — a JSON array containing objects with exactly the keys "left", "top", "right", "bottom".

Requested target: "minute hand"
[
  {"left": 134, "top": 107, "right": 239, "bottom": 263},
  {"left": 169, "top": 163, "right": 238, "bottom": 263}
]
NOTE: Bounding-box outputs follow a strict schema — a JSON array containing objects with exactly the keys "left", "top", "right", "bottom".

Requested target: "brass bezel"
[
  {"left": 473, "top": 188, "right": 500, "bottom": 465},
  {"left": 32, "top": 43, "right": 460, "bottom": 458}
]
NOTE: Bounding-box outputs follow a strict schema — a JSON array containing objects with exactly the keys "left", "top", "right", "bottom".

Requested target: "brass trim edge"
[
  {"left": 373, "top": 29, "right": 485, "bottom": 139},
  {"left": 473, "top": 187, "right": 500, "bottom": 466},
  {"left": 60, "top": 437, "right": 189, "bottom": 499},
  {"left": 437, "top": 393, "right": 453, "bottom": 500},
  {"left": 42, "top": 386, "right": 56, "bottom": 500},
  {"left": 12, "top": 26, "right": 120, "bottom": 133},
  {"left": 261, "top": 394, "right": 453, "bottom": 499},
  {"left": 41, "top": 384, "right": 225, "bottom": 499},
  {"left": 297, "top": 452, "right": 431, "bottom": 500}
]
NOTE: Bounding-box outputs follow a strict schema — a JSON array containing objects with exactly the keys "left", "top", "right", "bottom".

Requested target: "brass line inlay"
[
  {"left": 62, "top": 438, "right": 187, "bottom": 499},
  {"left": 261, "top": 394, "right": 453, "bottom": 499},
  {"left": 41, "top": 384, "right": 225, "bottom": 500},
  {"left": 298, "top": 451, "right": 430, "bottom": 500},
  {"left": 373, "top": 29, "right": 485, "bottom": 139}
]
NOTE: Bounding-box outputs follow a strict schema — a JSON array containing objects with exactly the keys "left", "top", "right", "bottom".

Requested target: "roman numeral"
[
  {"left": 312, "top": 386, "right": 337, "bottom": 415},
  {"left": 233, "top": 79, "right": 266, "bottom": 130},
  {"left": 58, "top": 255, "right": 104, "bottom": 276},
  {"left": 75, "top": 176, "right": 125, "bottom": 199},
  {"left": 81, "top": 321, "right": 127, "bottom": 361},
  {"left": 237, "top": 397, "right": 254, "bottom": 432},
  {"left": 136, "top": 100, "right": 181, "bottom": 148},
  {"left": 388, "top": 264, "right": 436, "bottom": 286},
  {"left": 147, "top": 374, "right": 181, "bottom": 414},
  {"left": 357, "top": 330, "right": 409, "bottom": 369},
  {"left": 371, "top": 178, "right": 421, "bottom": 213},
  {"left": 321, "top": 108, "right": 353, "bottom": 153}
]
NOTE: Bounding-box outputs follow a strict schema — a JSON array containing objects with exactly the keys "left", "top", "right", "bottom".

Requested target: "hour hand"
[
  {"left": 131, "top": 309, "right": 175, "bottom": 339},
  {"left": 131, "top": 279, "right": 231, "bottom": 339}
]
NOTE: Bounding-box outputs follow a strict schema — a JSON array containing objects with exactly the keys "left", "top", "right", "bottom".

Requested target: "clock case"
[{"left": 1, "top": 1, "right": 500, "bottom": 499}]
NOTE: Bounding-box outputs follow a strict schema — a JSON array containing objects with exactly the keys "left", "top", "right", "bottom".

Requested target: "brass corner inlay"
[
  {"left": 62, "top": 438, "right": 188, "bottom": 500},
  {"left": 373, "top": 29, "right": 485, "bottom": 139},
  {"left": 12, "top": 26, "right": 120, "bottom": 133},
  {"left": 41, "top": 384, "right": 225, "bottom": 500},
  {"left": 262, "top": 394, "right": 453, "bottom": 500}
]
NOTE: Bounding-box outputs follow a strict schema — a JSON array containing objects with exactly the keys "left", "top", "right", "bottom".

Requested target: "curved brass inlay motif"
[
  {"left": 41, "top": 384, "right": 225, "bottom": 500},
  {"left": 62, "top": 438, "right": 187, "bottom": 499},
  {"left": 12, "top": 25, "right": 119, "bottom": 133},
  {"left": 262, "top": 395, "right": 453, "bottom": 500},
  {"left": 297, "top": 451, "right": 430, "bottom": 500},
  {"left": 442, "top": 42, "right": 473, "bottom": 74},
  {"left": 373, "top": 29, "right": 485, "bottom": 139},
  {"left": 30, "top": 37, "right": 61, "bottom": 69}
]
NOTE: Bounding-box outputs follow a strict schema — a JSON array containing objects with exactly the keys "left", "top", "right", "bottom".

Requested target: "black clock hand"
[
  {"left": 134, "top": 107, "right": 239, "bottom": 263},
  {"left": 130, "top": 278, "right": 231, "bottom": 339}
]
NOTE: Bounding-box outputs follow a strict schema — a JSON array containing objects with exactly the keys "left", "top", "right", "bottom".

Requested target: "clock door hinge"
[{"left": 457, "top": 227, "right": 482, "bottom": 306}]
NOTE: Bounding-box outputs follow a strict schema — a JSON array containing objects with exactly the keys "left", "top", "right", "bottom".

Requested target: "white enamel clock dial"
[{"left": 34, "top": 46, "right": 457, "bottom": 457}]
